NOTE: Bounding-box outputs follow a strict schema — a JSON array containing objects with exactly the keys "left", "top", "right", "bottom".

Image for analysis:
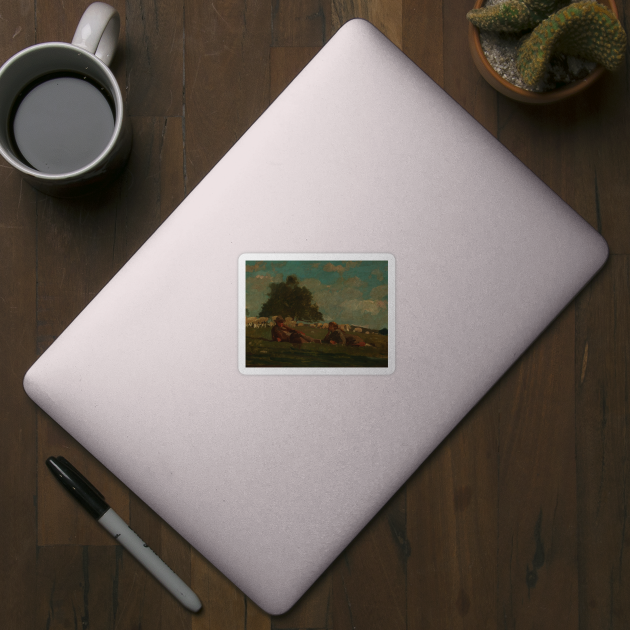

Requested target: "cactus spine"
[
  {"left": 516, "top": 1, "right": 627, "bottom": 85},
  {"left": 467, "top": 0, "right": 568, "bottom": 33}
]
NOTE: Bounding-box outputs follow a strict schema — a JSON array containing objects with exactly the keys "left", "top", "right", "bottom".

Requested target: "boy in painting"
[
  {"left": 322, "top": 322, "right": 367, "bottom": 347},
  {"left": 271, "top": 317, "right": 319, "bottom": 344}
]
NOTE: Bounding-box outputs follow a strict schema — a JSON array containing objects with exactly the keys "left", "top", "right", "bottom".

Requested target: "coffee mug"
[{"left": 0, "top": 2, "right": 132, "bottom": 197}]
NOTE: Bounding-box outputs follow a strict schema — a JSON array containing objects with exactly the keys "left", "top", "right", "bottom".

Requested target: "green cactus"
[
  {"left": 516, "top": 1, "right": 627, "bottom": 85},
  {"left": 467, "top": 0, "right": 568, "bottom": 33}
]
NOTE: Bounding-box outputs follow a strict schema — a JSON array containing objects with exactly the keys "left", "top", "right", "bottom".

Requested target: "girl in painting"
[
  {"left": 271, "top": 317, "right": 318, "bottom": 344},
  {"left": 322, "top": 322, "right": 367, "bottom": 347}
]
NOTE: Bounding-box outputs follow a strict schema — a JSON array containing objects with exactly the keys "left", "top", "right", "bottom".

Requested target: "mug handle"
[{"left": 71, "top": 2, "right": 120, "bottom": 67}]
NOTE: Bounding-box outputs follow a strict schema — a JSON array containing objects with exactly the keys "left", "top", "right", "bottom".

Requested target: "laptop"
[{"left": 23, "top": 19, "right": 608, "bottom": 614}]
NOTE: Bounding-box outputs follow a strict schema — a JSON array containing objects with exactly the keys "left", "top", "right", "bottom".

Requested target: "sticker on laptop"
[{"left": 238, "top": 254, "right": 394, "bottom": 375}]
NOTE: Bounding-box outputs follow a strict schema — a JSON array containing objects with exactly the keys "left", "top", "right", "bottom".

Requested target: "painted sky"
[{"left": 245, "top": 260, "right": 389, "bottom": 329}]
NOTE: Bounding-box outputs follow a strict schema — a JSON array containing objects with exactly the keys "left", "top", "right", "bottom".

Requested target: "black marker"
[{"left": 46, "top": 456, "right": 202, "bottom": 612}]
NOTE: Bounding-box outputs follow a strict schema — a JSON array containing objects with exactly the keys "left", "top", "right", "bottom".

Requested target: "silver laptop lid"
[{"left": 24, "top": 19, "right": 607, "bottom": 614}]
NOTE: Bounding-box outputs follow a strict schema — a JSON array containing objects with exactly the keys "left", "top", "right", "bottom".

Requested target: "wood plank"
[
  {"left": 159, "top": 117, "right": 187, "bottom": 220},
  {"left": 33, "top": 187, "right": 121, "bottom": 355},
  {"left": 270, "top": 47, "right": 321, "bottom": 103},
  {"left": 247, "top": 599, "right": 272, "bottom": 630},
  {"left": 190, "top": 548, "right": 248, "bottom": 630},
  {"left": 575, "top": 256, "right": 630, "bottom": 629},
  {"left": 37, "top": 416, "right": 129, "bottom": 546},
  {"left": 112, "top": 116, "right": 185, "bottom": 270},
  {"left": 272, "top": 0, "right": 331, "bottom": 46},
  {"left": 0, "top": 0, "right": 36, "bottom": 56},
  {"left": 36, "top": 0, "right": 124, "bottom": 45},
  {"left": 0, "top": 129, "right": 38, "bottom": 630},
  {"left": 495, "top": 65, "right": 629, "bottom": 257},
  {"left": 331, "top": 0, "right": 402, "bottom": 49},
  {"left": 184, "top": 0, "right": 272, "bottom": 192},
  {"left": 443, "top": 0, "right": 497, "bottom": 131},
  {"left": 271, "top": 573, "right": 332, "bottom": 629},
  {"left": 402, "top": 0, "right": 444, "bottom": 88},
  {"left": 496, "top": 97, "right": 597, "bottom": 222},
  {"left": 36, "top": 545, "right": 118, "bottom": 630},
  {"left": 0, "top": 5, "right": 39, "bottom": 629},
  {"left": 125, "top": 0, "right": 183, "bottom": 116},
  {"left": 407, "top": 392, "right": 499, "bottom": 629},
  {"left": 497, "top": 305, "right": 578, "bottom": 628},
  {"left": 492, "top": 42, "right": 627, "bottom": 627},
  {"left": 582, "top": 72, "right": 630, "bottom": 254},
  {"left": 109, "top": 494, "right": 192, "bottom": 629},
  {"left": 330, "top": 486, "right": 407, "bottom": 630}
]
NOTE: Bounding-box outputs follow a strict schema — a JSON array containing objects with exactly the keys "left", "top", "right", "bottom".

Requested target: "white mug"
[{"left": 0, "top": 2, "right": 132, "bottom": 197}]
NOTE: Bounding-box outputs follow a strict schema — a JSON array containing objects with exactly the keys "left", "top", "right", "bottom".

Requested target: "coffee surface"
[{"left": 12, "top": 74, "right": 115, "bottom": 174}]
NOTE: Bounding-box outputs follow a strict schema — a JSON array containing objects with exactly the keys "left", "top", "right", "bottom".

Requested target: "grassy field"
[{"left": 245, "top": 325, "right": 388, "bottom": 368}]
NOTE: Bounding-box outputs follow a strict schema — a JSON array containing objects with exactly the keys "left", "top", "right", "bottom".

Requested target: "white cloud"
[
  {"left": 371, "top": 268, "right": 383, "bottom": 282},
  {"left": 344, "top": 275, "right": 367, "bottom": 289},
  {"left": 340, "top": 299, "right": 384, "bottom": 316},
  {"left": 301, "top": 277, "right": 322, "bottom": 291},
  {"left": 323, "top": 262, "right": 346, "bottom": 274},
  {"left": 370, "top": 284, "right": 388, "bottom": 300},
  {"left": 245, "top": 261, "right": 266, "bottom": 273}
]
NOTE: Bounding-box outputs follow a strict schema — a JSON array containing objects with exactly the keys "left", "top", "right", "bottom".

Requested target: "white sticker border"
[{"left": 238, "top": 253, "right": 395, "bottom": 376}]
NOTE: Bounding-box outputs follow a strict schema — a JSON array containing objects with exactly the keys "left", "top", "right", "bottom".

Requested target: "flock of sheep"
[{"left": 245, "top": 316, "right": 371, "bottom": 334}]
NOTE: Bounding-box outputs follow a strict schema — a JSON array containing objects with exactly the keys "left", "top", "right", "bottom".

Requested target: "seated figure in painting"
[
  {"left": 322, "top": 322, "right": 367, "bottom": 347},
  {"left": 271, "top": 317, "right": 319, "bottom": 344}
]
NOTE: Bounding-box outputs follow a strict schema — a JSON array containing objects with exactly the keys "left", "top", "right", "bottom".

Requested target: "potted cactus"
[{"left": 467, "top": 0, "right": 627, "bottom": 102}]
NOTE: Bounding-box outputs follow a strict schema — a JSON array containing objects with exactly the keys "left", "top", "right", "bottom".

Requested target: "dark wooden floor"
[{"left": 1, "top": 0, "right": 629, "bottom": 628}]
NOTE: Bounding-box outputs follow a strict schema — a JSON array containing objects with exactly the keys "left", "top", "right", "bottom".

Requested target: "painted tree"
[{"left": 259, "top": 275, "right": 323, "bottom": 323}]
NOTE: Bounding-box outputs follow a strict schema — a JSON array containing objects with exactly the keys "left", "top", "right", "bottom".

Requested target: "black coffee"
[{"left": 10, "top": 73, "right": 115, "bottom": 174}]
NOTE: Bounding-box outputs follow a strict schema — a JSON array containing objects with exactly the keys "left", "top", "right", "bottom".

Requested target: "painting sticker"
[{"left": 238, "top": 254, "right": 394, "bottom": 375}]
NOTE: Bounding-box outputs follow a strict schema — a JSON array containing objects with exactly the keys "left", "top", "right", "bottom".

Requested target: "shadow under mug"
[{"left": 0, "top": 2, "right": 131, "bottom": 197}]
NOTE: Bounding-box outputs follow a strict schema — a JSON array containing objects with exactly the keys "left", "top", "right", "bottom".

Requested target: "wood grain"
[
  {"left": 36, "top": 545, "right": 119, "bottom": 630},
  {"left": 190, "top": 549, "right": 247, "bottom": 630},
  {"left": 332, "top": 0, "right": 403, "bottom": 48},
  {"left": 125, "top": 0, "right": 184, "bottom": 117},
  {"left": 184, "top": 0, "right": 271, "bottom": 191},
  {"left": 0, "top": 5, "right": 39, "bottom": 629},
  {"left": 583, "top": 73, "right": 630, "bottom": 254},
  {"left": 271, "top": 0, "right": 331, "bottom": 46},
  {"left": 495, "top": 74, "right": 629, "bottom": 257},
  {"left": 270, "top": 47, "right": 322, "bottom": 103},
  {"left": 271, "top": 573, "right": 332, "bottom": 629},
  {"left": 111, "top": 116, "right": 185, "bottom": 270},
  {"left": 0, "top": 148, "right": 38, "bottom": 630},
  {"left": 403, "top": 0, "right": 444, "bottom": 88},
  {"left": 37, "top": 416, "right": 129, "bottom": 546},
  {"left": 497, "top": 304, "right": 579, "bottom": 629},
  {"left": 331, "top": 486, "right": 408, "bottom": 630},
  {"left": 407, "top": 392, "right": 499, "bottom": 629},
  {"left": 576, "top": 256, "right": 630, "bottom": 629},
  {"left": 443, "top": 0, "right": 498, "bottom": 131},
  {"left": 114, "top": 495, "right": 192, "bottom": 629}
]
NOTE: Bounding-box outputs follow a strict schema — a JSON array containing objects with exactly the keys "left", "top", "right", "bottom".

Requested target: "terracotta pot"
[{"left": 468, "top": 0, "right": 619, "bottom": 103}]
